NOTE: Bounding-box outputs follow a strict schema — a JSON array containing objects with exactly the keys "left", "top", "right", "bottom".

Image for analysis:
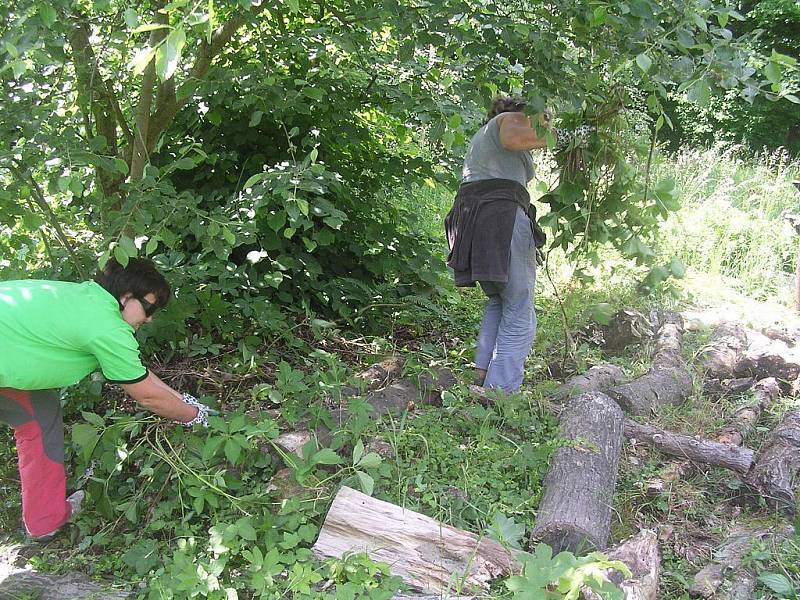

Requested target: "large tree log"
[
  {"left": 717, "top": 377, "right": 781, "bottom": 446},
  {"left": 699, "top": 323, "right": 748, "bottom": 379},
  {"left": 550, "top": 364, "right": 626, "bottom": 404},
  {"left": 582, "top": 530, "right": 660, "bottom": 600},
  {"left": 531, "top": 392, "right": 624, "bottom": 553},
  {"left": 607, "top": 313, "right": 693, "bottom": 415},
  {"left": 312, "top": 486, "right": 519, "bottom": 594},
  {"left": 624, "top": 421, "right": 755, "bottom": 475},
  {"left": 735, "top": 331, "right": 800, "bottom": 381},
  {"left": 745, "top": 410, "right": 800, "bottom": 515},
  {"left": 601, "top": 309, "right": 655, "bottom": 353}
]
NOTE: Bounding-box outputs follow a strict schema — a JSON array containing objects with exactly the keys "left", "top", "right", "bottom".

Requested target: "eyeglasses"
[{"left": 137, "top": 296, "right": 159, "bottom": 317}]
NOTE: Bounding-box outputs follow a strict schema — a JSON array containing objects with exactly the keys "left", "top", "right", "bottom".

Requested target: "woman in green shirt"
[{"left": 0, "top": 258, "right": 211, "bottom": 539}]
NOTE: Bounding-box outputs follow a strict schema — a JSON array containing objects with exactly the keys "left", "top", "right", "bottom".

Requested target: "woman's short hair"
[
  {"left": 487, "top": 96, "right": 528, "bottom": 122},
  {"left": 95, "top": 258, "right": 171, "bottom": 309}
]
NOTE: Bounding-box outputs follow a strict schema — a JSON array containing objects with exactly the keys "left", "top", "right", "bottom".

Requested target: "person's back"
[
  {"left": 461, "top": 114, "right": 535, "bottom": 188},
  {"left": 0, "top": 279, "right": 146, "bottom": 390}
]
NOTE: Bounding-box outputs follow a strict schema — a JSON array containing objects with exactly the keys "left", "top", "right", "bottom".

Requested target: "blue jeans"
[{"left": 475, "top": 207, "right": 537, "bottom": 392}]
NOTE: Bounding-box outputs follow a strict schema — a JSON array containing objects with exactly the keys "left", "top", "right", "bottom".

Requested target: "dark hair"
[
  {"left": 486, "top": 96, "right": 527, "bottom": 123},
  {"left": 95, "top": 258, "right": 171, "bottom": 309}
]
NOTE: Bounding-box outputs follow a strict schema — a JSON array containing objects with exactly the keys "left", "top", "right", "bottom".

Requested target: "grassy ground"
[{"left": 2, "top": 144, "right": 800, "bottom": 598}]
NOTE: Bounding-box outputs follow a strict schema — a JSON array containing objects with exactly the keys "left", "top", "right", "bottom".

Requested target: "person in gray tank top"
[{"left": 446, "top": 96, "right": 550, "bottom": 393}]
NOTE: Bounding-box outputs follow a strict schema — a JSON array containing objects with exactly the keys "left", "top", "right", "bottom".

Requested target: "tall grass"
[{"left": 653, "top": 144, "right": 800, "bottom": 302}]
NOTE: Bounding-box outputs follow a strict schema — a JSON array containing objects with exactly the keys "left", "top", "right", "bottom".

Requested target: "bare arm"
[
  {"left": 121, "top": 371, "right": 199, "bottom": 422},
  {"left": 498, "top": 112, "right": 551, "bottom": 151}
]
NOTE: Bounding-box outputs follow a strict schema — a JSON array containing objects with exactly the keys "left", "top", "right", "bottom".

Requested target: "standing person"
[
  {"left": 0, "top": 258, "right": 212, "bottom": 540},
  {"left": 445, "top": 96, "right": 589, "bottom": 393}
]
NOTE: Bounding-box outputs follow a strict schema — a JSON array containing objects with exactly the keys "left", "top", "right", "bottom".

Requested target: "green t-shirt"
[{"left": 0, "top": 280, "right": 148, "bottom": 390}]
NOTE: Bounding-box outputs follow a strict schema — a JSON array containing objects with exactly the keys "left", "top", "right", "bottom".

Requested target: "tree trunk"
[
  {"left": 601, "top": 309, "right": 655, "bottom": 353},
  {"left": 582, "top": 530, "right": 660, "bottom": 600},
  {"left": 699, "top": 323, "right": 747, "bottom": 379},
  {"left": 716, "top": 377, "right": 781, "bottom": 446},
  {"left": 623, "top": 420, "right": 755, "bottom": 475},
  {"left": 607, "top": 312, "right": 693, "bottom": 415},
  {"left": 550, "top": 364, "right": 626, "bottom": 404},
  {"left": 735, "top": 332, "right": 800, "bottom": 381},
  {"left": 531, "top": 392, "right": 624, "bottom": 553},
  {"left": 312, "top": 486, "right": 519, "bottom": 594},
  {"left": 745, "top": 410, "right": 800, "bottom": 515}
]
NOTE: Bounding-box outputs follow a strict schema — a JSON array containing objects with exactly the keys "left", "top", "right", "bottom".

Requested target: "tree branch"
[
  {"left": 9, "top": 162, "right": 88, "bottom": 280},
  {"left": 145, "top": 2, "right": 270, "bottom": 153}
]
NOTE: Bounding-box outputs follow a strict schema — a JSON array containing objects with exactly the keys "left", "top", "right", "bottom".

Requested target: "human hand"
[
  {"left": 554, "top": 125, "right": 596, "bottom": 152},
  {"left": 179, "top": 392, "right": 213, "bottom": 427}
]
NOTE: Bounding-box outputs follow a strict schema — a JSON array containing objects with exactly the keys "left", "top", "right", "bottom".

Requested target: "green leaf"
[
  {"left": 589, "top": 303, "right": 615, "bottom": 326},
  {"left": 124, "top": 8, "right": 139, "bottom": 28},
  {"left": 764, "top": 62, "right": 782, "bottom": 84},
  {"left": 311, "top": 448, "right": 342, "bottom": 465},
  {"left": 635, "top": 53, "right": 652, "bottom": 73},
  {"left": 356, "top": 452, "right": 382, "bottom": 470},
  {"left": 686, "top": 78, "right": 711, "bottom": 106},
  {"left": 38, "top": 5, "right": 57, "bottom": 27},
  {"left": 129, "top": 46, "right": 157, "bottom": 76},
  {"left": 352, "top": 439, "right": 364, "bottom": 465},
  {"left": 81, "top": 411, "right": 105, "bottom": 428},
  {"left": 448, "top": 113, "right": 462, "bottom": 129},
  {"left": 132, "top": 23, "right": 171, "bottom": 34},
  {"left": 487, "top": 512, "right": 526, "bottom": 549},
  {"left": 669, "top": 257, "right": 686, "bottom": 278},
  {"left": 356, "top": 471, "right": 374, "bottom": 496},
  {"left": 225, "top": 438, "right": 242, "bottom": 464},
  {"left": 236, "top": 517, "right": 257, "bottom": 541},
  {"left": 113, "top": 245, "right": 130, "bottom": 267},
  {"left": 249, "top": 111, "right": 263, "bottom": 127},
  {"left": 118, "top": 235, "right": 138, "bottom": 258},
  {"left": 758, "top": 572, "right": 794, "bottom": 596},
  {"left": 156, "top": 26, "right": 186, "bottom": 81}
]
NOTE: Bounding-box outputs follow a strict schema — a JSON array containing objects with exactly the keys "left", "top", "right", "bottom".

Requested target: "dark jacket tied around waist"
[{"left": 444, "top": 178, "right": 545, "bottom": 287}]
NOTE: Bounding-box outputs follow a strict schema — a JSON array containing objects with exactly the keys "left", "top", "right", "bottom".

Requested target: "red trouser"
[{"left": 0, "top": 388, "right": 70, "bottom": 537}]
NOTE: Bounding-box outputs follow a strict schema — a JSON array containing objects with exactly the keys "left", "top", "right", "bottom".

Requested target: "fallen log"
[
  {"left": 607, "top": 313, "right": 693, "bottom": 416},
  {"left": 531, "top": 392, "right": 624, "bottom": 553},
  {"left": 550, "top": 364, "right": 626, "bottom": 404},
  {"left": 623, "top": 420, "right": 755, "bottom": 475},
  {"left": 745, "top": 409, "right": 800, "bottom": 515},
  {"left": 582, "top": 530, "right": 660, "bottom": 600},
  {"left": 699, "top": 323, "right": 748, "bottom": 379},
  {"left": 735, "top": 331, "right": 800, "bottom": 381},
  {"left": 312, "top": 486, "right": 519, "bottom": 594},
  {"left": 717, "top": 377, "right": 781, "bottom": 446},
  {"left": 601, "top": 309, "right": 655, "bottom": 353}
]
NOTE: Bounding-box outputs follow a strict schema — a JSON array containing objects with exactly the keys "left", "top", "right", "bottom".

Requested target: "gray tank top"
[{"left": 461, "top": 114, "right": 535, "bottom": 188}]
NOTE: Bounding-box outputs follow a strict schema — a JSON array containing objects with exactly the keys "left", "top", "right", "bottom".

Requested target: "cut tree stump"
[
  {"left": 716, "top": 377, "right": 781, "bottom": 446},
  {"left": 745, "top": 409, "right": 800, "bottom": 515},
  {"left": 623, "top": 420, "right": 755, "bottom": 475},
  {"left": 581, "top": 530, "right": 660, "bottom": 600},
  {"left": 550, "top": 364, "right": 626, "bottom": 404},
  {"left": 607, "top": 312, "right": 693, "bottom": 416},
  {"left": 735, "top": 331, "right": 800, "bottom": 381},
  {"left": 531, "top": 392, "right": 624, "bottom": 553},
  {"left": 699, "top": 323, "right": 748, "bottom": 379},
  {"left": 601, "top": 309, "right": 655, "bottom": 353},
  {"left": 341, "top": 356, "right": 406, "bottom": 398},
  {"left": 312, "top": 486, "right": 519, "bottom": 594}
]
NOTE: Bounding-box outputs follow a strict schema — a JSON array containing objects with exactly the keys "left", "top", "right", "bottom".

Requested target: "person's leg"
[
  {"left": 483, "top": 208, "right": 537, "bottom": 392},
  {"left": 0, "top": 388, "right": 70, "bottom": 537},
  {"left": 475, "top": 286, "right": 503, "bottom": 384}
]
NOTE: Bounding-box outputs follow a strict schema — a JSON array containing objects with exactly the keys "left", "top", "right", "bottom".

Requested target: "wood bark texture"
[
  {"left": 699, "top": 322, "right": 748, "bottom": 379},
  {"left": 550, "top": 364, "right": 626, "bottom": 404},
  {"left": 581, "top": 530, "right": 660, "bottom": 600},
  {"left": 607, "top": 312, "right": 693, "bottom": 415},
  {"left": 340, "top": 356, "right": 406, "bottom": 397},
  {"left": 601, "top": 309, "right": 655, "bottom": 353},
  {"left": 312, "top": 486, "right": 519, "bottom": 594},
  {"left": 735, "top": 331, "right": 800, "bottom": 381},
  {"left": 0, "top": 567, "right": 129, "bottom": 599},
  {"left": 745, "top": 410, "right": 800, "bottom": 515},
  {"left": 531, "top": 392, "right": 624, "bottom": 553},
  {"left": 624, "top": 420, "right": 755, "bottom": 475},
  {"left": 717, "top": 377, "right": 781, "bottom": 446}
]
